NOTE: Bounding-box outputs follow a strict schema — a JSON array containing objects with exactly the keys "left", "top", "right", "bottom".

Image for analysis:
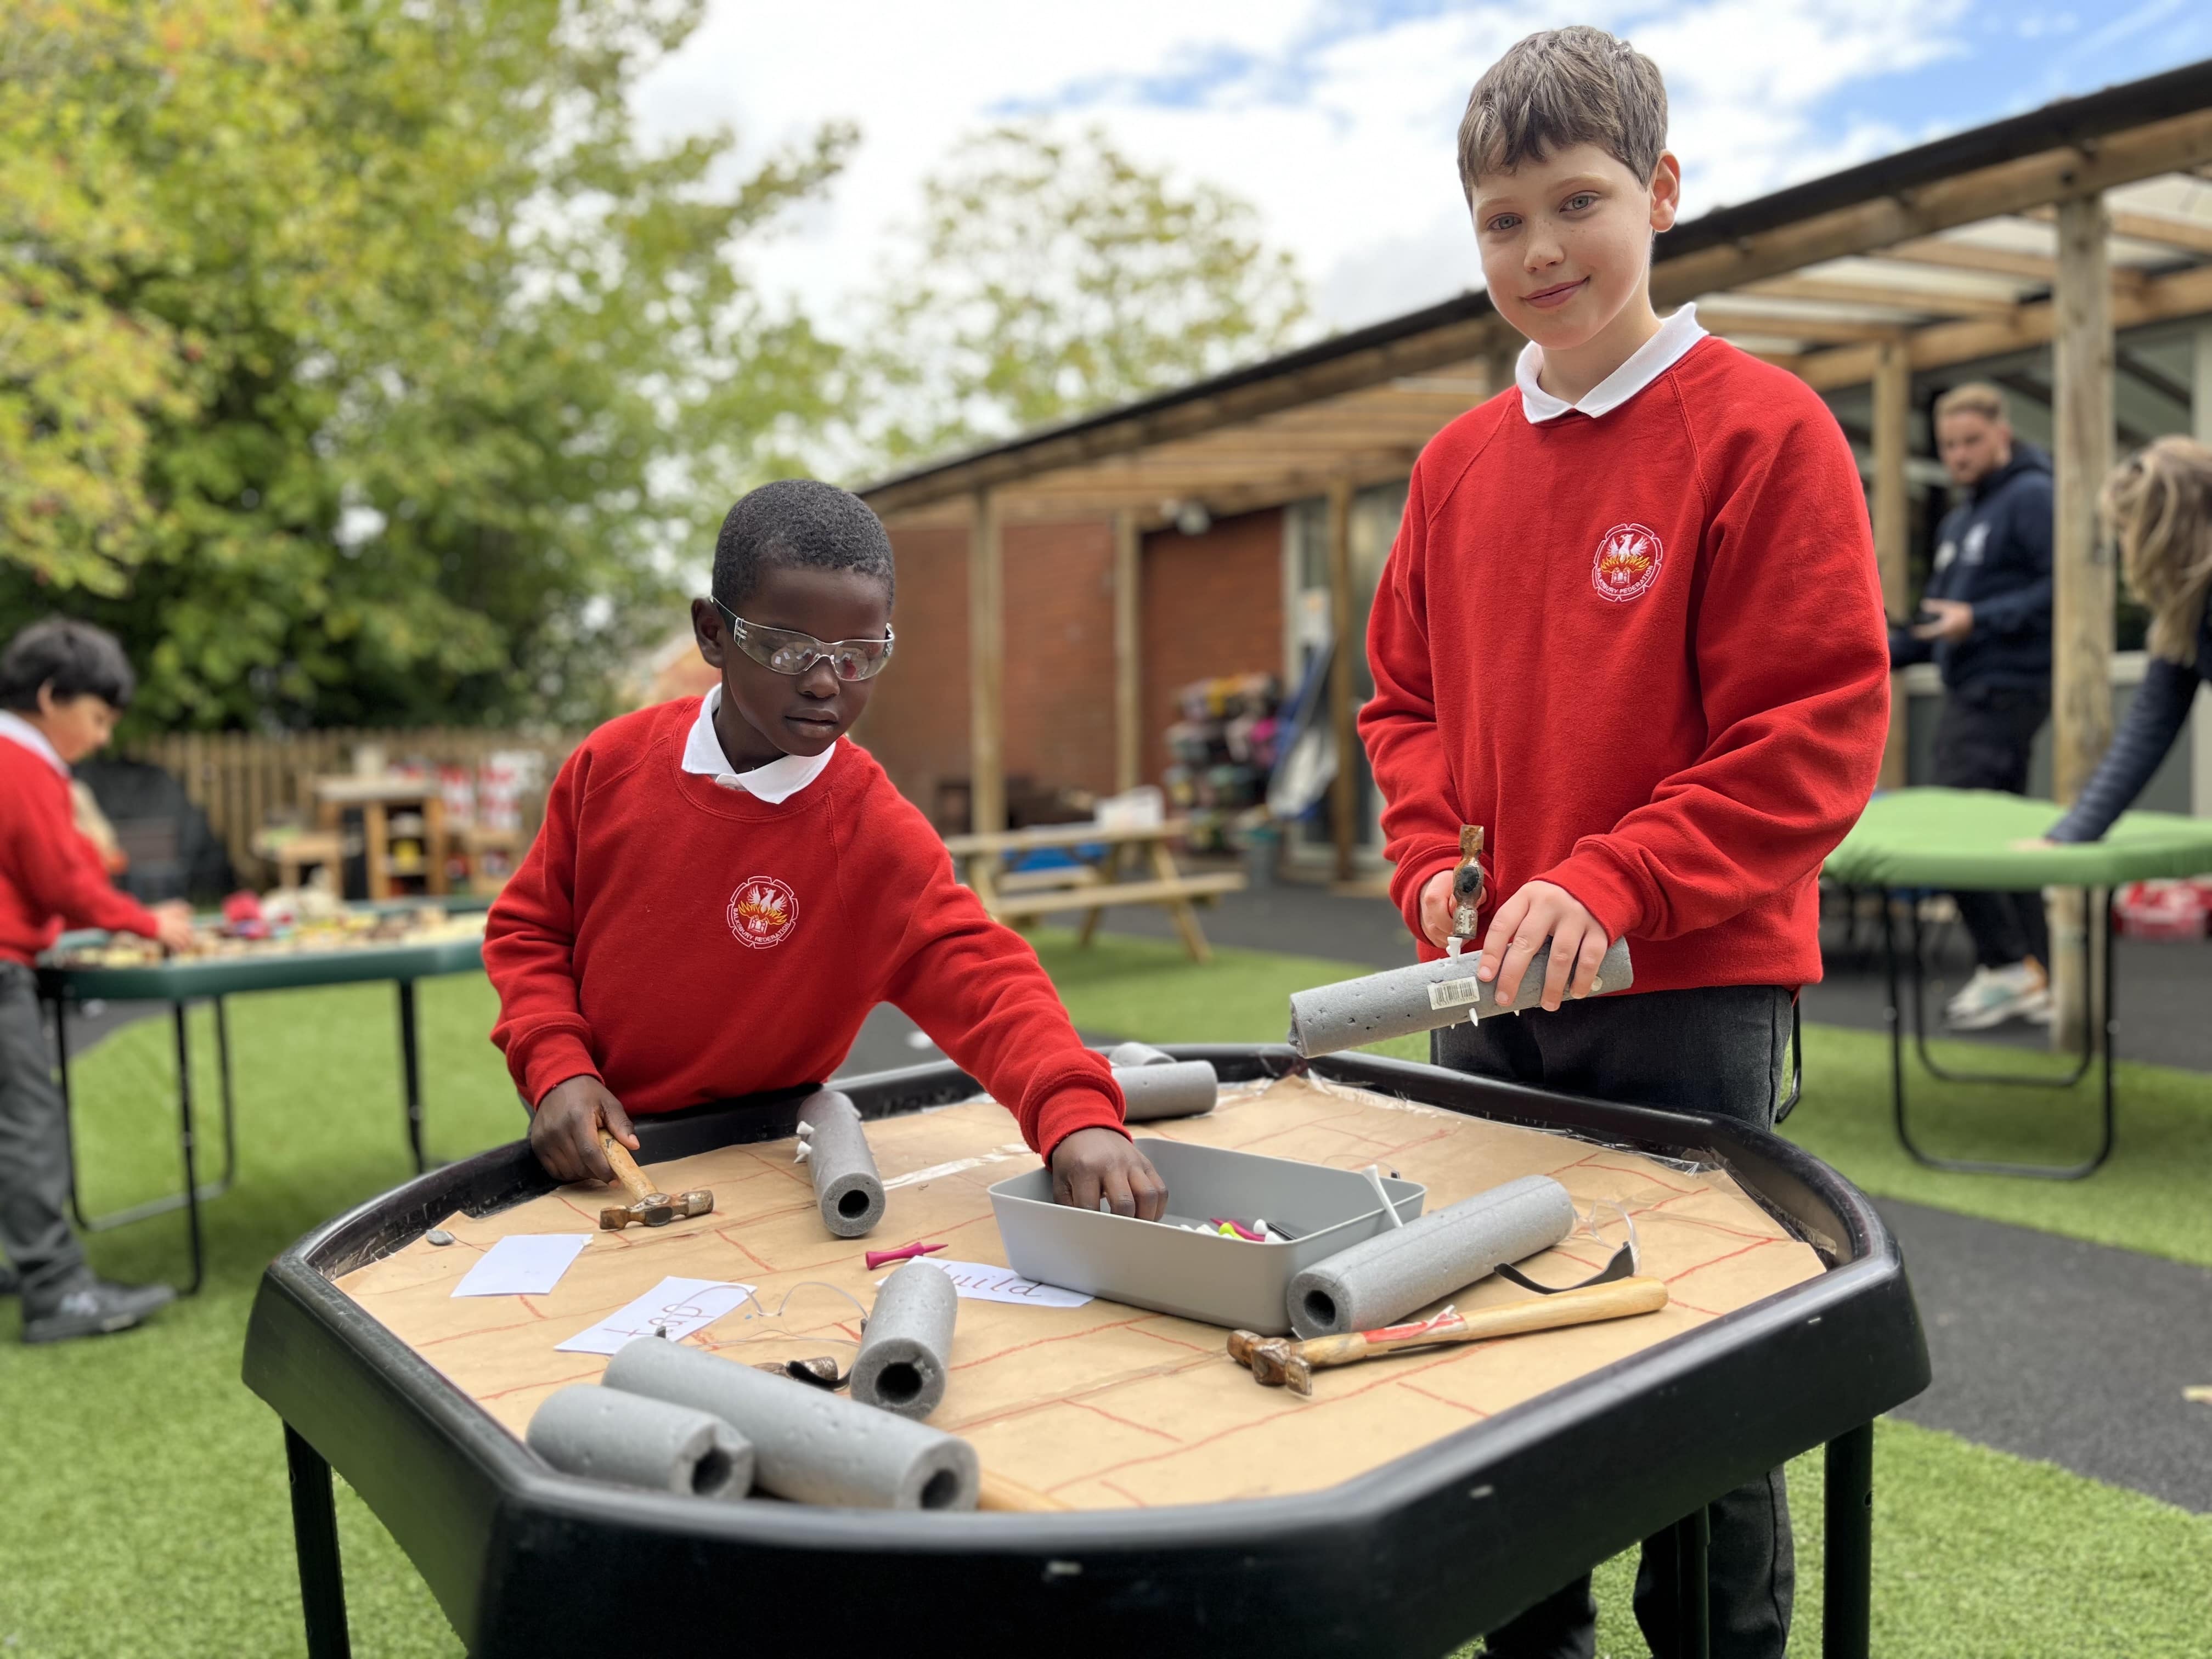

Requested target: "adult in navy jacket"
[{"left": 1891, "top": 383, "right": 2054, "bottom": 1029}]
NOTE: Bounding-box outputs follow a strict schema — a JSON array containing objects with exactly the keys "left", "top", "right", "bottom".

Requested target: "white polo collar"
[
  {"left": 1517, "top": 303, "right": 1707, "bottom": 425},
  {"left": 680, "top": 686, "right": 836, "bottom": 804},
  {"left": 0, "top": 710, "right": 69, "bottom": 777}
]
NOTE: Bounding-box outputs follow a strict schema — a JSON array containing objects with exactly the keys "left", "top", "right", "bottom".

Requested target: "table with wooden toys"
[
  {"left": 245, "top": 1045, "right": 1926, "bottom": 1659},
  {"left": 38, "top": 896, "right": 488, "bottom": 1291}
]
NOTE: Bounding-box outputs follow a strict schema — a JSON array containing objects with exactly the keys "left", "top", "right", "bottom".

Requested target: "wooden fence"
[{"left": 122, "top": 727, "right": 583, "bottom": 887}]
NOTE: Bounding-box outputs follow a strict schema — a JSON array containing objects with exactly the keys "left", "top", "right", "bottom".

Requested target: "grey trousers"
[
  {"left": 1436, "top": 983, "right": 1796, "bottom": 1659},
  {"left": 0, "top": 960, "right": 86, "bottom": 1299}
]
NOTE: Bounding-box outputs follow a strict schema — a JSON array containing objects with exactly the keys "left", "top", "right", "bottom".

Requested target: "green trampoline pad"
[{"left": 1824, "top": 788, "right": 2212, "bottom": 891}]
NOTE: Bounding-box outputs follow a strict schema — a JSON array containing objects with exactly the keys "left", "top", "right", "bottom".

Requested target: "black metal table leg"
[
  {"left": 173, "top": 1001, "right": 204, "bottom": 1296},
  {"left": 1672, "top": 1503, "right": 1711, "bottom": 1659},
  {"left": 65, "top": 996, "right": 239, "bottom": 1239},
  {"left": 1823, "top": 1422, "right": 1874, "bottom": 1659},
  {"left": 1884, "top": 889, "right": 2117, "bottom": 1179},
  {"left": 397, "top": 979, "right": 427, "bottom": 1174},
  {"left": 48, "top": 988, "right": 93, "bottom": 1231},
  {"left": 284, "top": 1424, "right": 354, "bottom": 1659}
]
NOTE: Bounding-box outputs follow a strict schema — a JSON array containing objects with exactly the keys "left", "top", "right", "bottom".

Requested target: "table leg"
[
  {"left": 1147, "top": 839, "right": 1213, "bottom": 964},
  {"left": 173, "top": 1001, "right": 204, "bottom": 1296},
  {"left": 49, "top": 989, "right": 93, "bottom": 1232},
  {"left": 1823, "top": 1421, "right": 1874, "bottom": 1659},
  {"left": 1887, "top": 889, "right": 2114, "bottom": 1179},
  {"left": 284, "top": 1425, "right": 354, "bottom": 1659},
  {"left": 397, "top": 979, "right": 426, "bottom": 1175}
]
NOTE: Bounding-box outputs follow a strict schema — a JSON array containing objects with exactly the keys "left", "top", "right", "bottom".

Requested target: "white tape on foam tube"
[{"left": 1427, "top": 977, "right": 1482, "bottom": 1012}]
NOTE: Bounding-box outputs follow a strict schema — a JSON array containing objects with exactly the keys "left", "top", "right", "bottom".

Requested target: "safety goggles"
[{"left": 713, "top": 600, "right": 895, "bottom": 682}]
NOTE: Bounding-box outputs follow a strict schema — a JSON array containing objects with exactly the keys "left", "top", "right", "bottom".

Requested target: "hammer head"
[
  {"left": 596, "top": 1188, "right": 715, "bottom": 1231},
  {"left": 1249, "top": 1339, "right": 1296, "bottom": 1388}
]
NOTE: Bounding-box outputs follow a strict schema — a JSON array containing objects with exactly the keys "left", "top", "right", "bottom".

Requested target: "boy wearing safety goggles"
[{"left": 486, "top": 479, "right": 1164, "bottom": 1217}]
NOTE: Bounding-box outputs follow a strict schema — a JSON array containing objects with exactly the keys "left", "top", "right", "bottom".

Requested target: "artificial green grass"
[{"left": 3, "top": 942, "right": 2209, "bottom": 1654}]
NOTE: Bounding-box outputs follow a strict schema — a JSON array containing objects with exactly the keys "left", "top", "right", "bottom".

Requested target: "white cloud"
[{"left": 638, "top": 0, "right": 1978, "bottom": 339}]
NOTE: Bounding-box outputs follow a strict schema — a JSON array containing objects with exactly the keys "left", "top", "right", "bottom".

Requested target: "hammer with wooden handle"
[
  {"left": 596, "top": 1133, "right": 714, "bottom": 1231},
  {"left": 1229, "top": 1276, "right": 1668, "bottom": 1396}
]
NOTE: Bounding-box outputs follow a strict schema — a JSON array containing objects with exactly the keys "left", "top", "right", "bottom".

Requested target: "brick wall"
[
  {"left": 860, "top": 509, "right": 1285, "bottom": 820},
  {"left": 860, "top": 519, "right": 1124, "bottom": 820},
  {"left": 1139, "top": 508, "right": 1285, "bottom": 785}
]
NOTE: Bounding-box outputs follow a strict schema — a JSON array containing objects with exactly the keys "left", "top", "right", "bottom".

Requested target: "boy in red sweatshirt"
[
  {"left": 486, "top": 480, "right": 1165, "bottom": 1219},
  {"left": 2, "top": 619, "right": 195, "bottom": 1343},
  {"left": 1359, "top": 28, "right": 1888, "bottom": 1659}
]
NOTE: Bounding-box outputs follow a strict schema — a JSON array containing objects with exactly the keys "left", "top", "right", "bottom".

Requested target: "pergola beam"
[{"left": 1739, "top": 273, "right": 2023, "bottom": 318}]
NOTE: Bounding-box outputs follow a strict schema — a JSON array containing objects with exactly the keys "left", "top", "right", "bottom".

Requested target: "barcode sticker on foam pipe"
[{"left": 1428, "top": 977, "right": 1482, "bottom": 1011}]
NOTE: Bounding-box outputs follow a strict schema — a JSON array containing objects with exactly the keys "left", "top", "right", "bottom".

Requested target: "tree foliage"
[
  {"left": 861, "top": 125, "right": 1310, "bottom": 466},
  {"left": 0, "top": 0, "right": 850, "bottom": 731}
]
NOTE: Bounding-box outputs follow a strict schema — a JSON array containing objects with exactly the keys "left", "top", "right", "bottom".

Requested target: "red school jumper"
[
  {"left": 0, "top": 737, "right": 161, "bottom": 967},
  {"left": 483, "top": 701, "right": 1125, "bottom": 1156},
  {"left": 1359, "top": 336, "right": 1890, "bottom": 992}
]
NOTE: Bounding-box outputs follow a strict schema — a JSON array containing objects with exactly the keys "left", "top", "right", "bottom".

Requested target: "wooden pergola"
[{"left": 860, "top": 61, "right": 2212, "bottom": 898}]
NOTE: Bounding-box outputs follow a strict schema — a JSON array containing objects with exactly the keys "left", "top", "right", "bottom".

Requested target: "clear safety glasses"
[{"left": 714, "top": 600, "right": 895, "bottom": 682}]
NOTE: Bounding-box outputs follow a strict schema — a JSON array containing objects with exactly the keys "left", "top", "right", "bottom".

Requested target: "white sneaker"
[{"left": 1946, "top": 962, "right": 2050, "bottom": 1031}]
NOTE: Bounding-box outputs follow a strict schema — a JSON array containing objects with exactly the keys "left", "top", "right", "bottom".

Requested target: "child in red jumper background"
[
  {"left": 1359, "top": 29, "right": 1888, "bottom": 1659},
  {"left": 486, "top": 479, "right": 1166, "bottom": 1219},
  {"left": 2, "top": 619, "right": 195, "bottom": 1344}
]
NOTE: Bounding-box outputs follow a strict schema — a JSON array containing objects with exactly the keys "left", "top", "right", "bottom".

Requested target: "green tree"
[
  {"left": 0, "top": 0, "right": 850, "bottom": 731},
  {"left": 861, "top": 123, "right": 1310, "bottom": 465}
]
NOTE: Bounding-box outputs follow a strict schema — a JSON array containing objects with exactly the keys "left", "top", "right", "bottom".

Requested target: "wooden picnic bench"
[{"left": 943, "top": 819, "right": 1245, "bottom": 963}]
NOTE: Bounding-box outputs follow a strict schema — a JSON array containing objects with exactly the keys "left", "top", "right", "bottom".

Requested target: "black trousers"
[
  {"left": 1932, "top": 683, "right": 2051, "bottom": 970},
  {"left": 1435, "top": 985, "right": 1796, "bottom": 1659}
]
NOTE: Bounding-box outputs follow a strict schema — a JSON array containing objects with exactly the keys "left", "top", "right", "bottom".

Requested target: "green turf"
[{"left": 3, "top": 943, "right": 2210, "bottom": 1654}]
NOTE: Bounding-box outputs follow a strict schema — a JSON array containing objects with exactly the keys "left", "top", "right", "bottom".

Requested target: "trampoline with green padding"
[{"left": 1822, "top": 788, "right": 2212, "bottom": 1180}]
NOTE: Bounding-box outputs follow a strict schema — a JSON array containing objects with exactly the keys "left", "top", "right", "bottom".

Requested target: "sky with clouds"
[{"left": 634, "top": 0, "right": 2212, "bottom": 338}]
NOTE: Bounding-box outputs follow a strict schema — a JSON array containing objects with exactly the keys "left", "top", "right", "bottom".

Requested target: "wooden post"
[
  {"left": 2193, "top": 323, "right": 2212, "bottom": 819},
  {"left": 2050, "top": 194, "right": 2115, "bottom": 1050},
  {"left": 1325, "top": 478, "right": 1358, "bottom": 883},
  {"left": 968, "top": 488, "right": 1005, "bottom": 838},
  {"left": 1113, "top": 510, "right": 1141, "bottom": 795},
  {"left": 1872, "top": 339, "right": 1912, "bottom": 789}
]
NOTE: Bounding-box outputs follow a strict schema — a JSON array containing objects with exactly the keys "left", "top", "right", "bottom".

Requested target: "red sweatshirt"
[
  {"left": 1360, "top": 336, "right": 1889, "bottom": 992},
  {"left": 484, "top": 700, "right": 1125, "bottom": 1156},
  {"left": 0, "top": 735, "right": 162, "bottom": 967}
]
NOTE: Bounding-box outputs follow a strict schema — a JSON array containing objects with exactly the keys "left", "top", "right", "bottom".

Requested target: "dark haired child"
[
  {"left": 1360, "top": 26, "right": 1889, "bottom": 1659},
  {"left": 487, "top": 479, "right": 1166, "bottom": 1216},
  {"left": 2, "top": 619, "right": 194, "bottom": 1342}
]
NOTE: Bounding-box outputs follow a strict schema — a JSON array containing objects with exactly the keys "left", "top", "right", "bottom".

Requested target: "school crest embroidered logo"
[
  {"left": 726, "top": 877, "right": 798, "bottom": 949},
  {"left": 1591, "top": 523, "right": 1664, "bottom": 603}
]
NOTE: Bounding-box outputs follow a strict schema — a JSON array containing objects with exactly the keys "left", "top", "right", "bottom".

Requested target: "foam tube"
[
  {"left": 604, "top": 1336, "right": 978, "bottom": 1510},
  {"left": 1113, "top": 1058, "right": 1218, "bottom": 1122},
  {"left": 849, "top": 1260, "right": 958, "bottom": 1419},
  {"left": 1107, "top": 1041, "right": 1174, "bottom": 1068},
  {"left": 1285, "top": 939, "right": 1634, "bottom": 1058},
  {"left": 796, "top": 1087, "right": 885, "bottom": 1238},
  {"left": 526, "top": 1384, "right": 753, "bottom": 1500},
  {"left": 1286, "top": 1174, "right": 1577, "bottom": 1339}
]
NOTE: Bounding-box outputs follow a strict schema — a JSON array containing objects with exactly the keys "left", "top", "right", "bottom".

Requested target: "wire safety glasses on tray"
[{"left": 713, "top": 599, "right": 894, "bottom": 682}]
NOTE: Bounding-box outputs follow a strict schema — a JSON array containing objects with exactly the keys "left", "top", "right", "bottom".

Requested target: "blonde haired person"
[{"left": 2041, "top": 438, "right": 2212, "bottom": 843}]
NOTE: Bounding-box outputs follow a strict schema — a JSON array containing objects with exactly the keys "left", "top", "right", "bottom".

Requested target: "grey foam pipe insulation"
[
  {"left": 1285, "top": 938, "right": 1634, "bottom": 1058},
  {"left": 849, "top": 1259, "right": 958, "bottom": 1419},
  {"left": 1113, "top": 1059, "right": 1218, "bottom": 1122},
  {"left": 1286, "top": 1174, "right": 1576, "bottom": 1339},
  {"left": 526, "top": 1383, "right": 753, "bottom": 1500},
  {"left": 605, "top": 1336, "right": 979, "bottom": 1510},
  {"left": 796, "top": 1087, "right": 885, "bottom": 1238},
  {"left": 1107, "top": 1041, "right": 1173, "bottom": 1068}
]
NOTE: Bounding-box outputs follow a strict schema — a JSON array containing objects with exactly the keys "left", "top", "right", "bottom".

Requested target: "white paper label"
[
  {"left": 889, "top": 1259, "right": 1092, "bottom": 1309},
  {"left": 451, "top": 1233, "right": 590, "bottom": 1298},
  {"left": 555, "top": 1276, "right": 757, "bottom": 1355},
  {"left": 1428, "top": 977, "right": 1482, "bottom": 1011}
]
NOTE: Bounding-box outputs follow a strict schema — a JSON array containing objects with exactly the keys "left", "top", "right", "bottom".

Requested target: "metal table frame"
[
  {"left": 246, "top": 1047, "right": 1925, "bottom": 1659},
  {"left": 39, "top": 922, "right": 481, "bottom": 1294},
  {"left": 1880, "top": 888, "right": 2115, "bottom": 1181}
]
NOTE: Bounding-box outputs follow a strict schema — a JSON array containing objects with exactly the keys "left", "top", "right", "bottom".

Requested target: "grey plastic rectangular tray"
[{"left": 989, "top": 1137, "right": 1425, "bottom": 1335}]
